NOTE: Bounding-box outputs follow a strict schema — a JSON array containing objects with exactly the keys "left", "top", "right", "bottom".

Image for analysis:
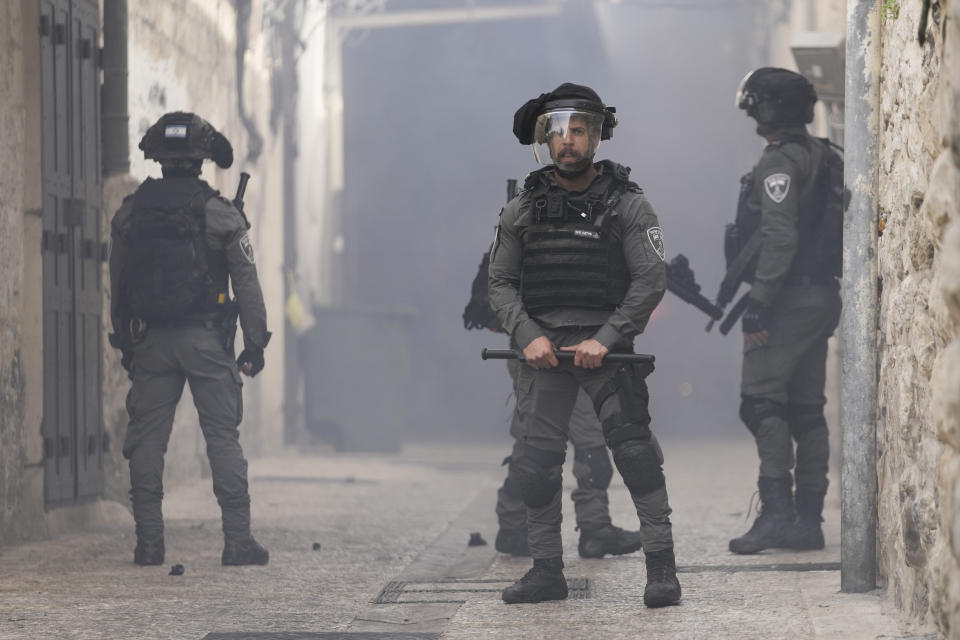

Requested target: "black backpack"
[
  {"left": 462, "top": 250, "right": 502, "bottom": 331},
  {"left": 810, "top": 138, "right": 846, "bottom": 278},
  {"left": 120, "top": 179, "right": 219, "bottom": 320}
]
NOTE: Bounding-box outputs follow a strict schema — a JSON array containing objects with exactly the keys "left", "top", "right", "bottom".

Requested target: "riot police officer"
[
  {"left": 488, "top": 83, "right": 680, "bottom": 607},
  {"left": 727, "top": 69, "right": 843, "bottom": 554},
  {"left": 109, "top": 112, "right": 271, "bottom": 566},
  {"left": 463, "top": 255, "right": 644, "bottom": 558}
]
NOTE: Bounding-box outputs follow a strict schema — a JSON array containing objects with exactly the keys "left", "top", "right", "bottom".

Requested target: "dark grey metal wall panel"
[
  {"left": 40, "top": 0, "right": 104, "bottom": 503},
  {"left": 73, "top": 0, "right": 103, "bottom": 498},
  {"left": 41, "top": 0, "right": 74, "bottom": 503}
]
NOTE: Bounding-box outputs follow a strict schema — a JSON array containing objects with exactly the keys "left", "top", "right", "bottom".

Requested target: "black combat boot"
[
  {"left": 501, "top": 557, "right": 568, "bottom": 604},
  {"left": 643, "top": 548, "right": 681, "bottom": 607},
  {"left": 729, "top": 477, "right": 795, "bottom": 554},
  {"left": 495, "top": 528, "right": 531, "bottom": 557},
  {"left": 784, "top": 490, "right": 825, "bottom": 550},
  {"left": 578, "top": 523, "right": 643, "bottom": 558},
  {"left": 222, "top": 536, "right": 270, "bottom": 566},
  {"left": 133, "top": 538, "right": 165, "bottom": 566}
]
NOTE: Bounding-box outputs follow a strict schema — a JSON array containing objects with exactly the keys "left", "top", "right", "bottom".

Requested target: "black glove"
[
  {"left": 237, "top": 347, "right": 265, "bottom": 377},
  {"left": 741, "top": 299, "right": 772, "bottom": 334}
]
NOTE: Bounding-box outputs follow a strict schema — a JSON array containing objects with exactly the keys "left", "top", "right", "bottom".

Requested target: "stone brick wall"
[
  {"left": 876, "top": 0, "right": 960, "bottom": 634},
  {"left": 0, "top": 0, "right": 27, "bottom": 543}
]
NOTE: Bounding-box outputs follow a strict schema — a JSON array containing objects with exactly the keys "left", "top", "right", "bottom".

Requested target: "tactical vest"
[
  {"left": 120, "top": 177, "right": 229, "bottom": 321},
  {"left": 725, "top": 135, "right": 842, "bottom": 284},
  {"left": 519, "top": 163, "right": 635, "bottom": 313}
]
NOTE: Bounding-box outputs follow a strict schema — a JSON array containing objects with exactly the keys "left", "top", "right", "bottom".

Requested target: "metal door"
[{"left": 39, "top": 0, "right": 104, "bottom": 504}]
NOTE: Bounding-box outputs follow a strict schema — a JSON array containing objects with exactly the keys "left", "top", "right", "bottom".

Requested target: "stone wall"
[
  {"left": 0, "top": 0, "right": 27, "bottom": 543},
  {"left": 876, "top": 0, "right": 960, "bottom": 634}
]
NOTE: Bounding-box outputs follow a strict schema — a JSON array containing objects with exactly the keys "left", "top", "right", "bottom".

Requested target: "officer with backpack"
[
  {"left": 726, "top": 69, "right": 844, "bottom": 554},
  {"left": 109, "top": 112, "right": 271, "bottom": 567}
]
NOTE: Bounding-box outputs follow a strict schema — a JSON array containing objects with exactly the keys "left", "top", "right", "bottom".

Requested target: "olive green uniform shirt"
[
  {"left": 488, "top": 163, "right": 666, "bottom": 349},
  {"left": 110, "top": 187, "right": 271, "bottom": 349},
  {"left": 747, "top": 126, "right": 825, "bottom": 306}
]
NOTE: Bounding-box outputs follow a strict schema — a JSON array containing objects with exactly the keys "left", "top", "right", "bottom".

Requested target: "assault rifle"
[
  {"left": 481, "top": 348, "right": 654, "bottom": 365},
  {"left": 234, "top": 171, "right": 251, "bottom": 229},
  {"left": 664, "top": 254, "right": 723, "bottom": 323},
  {"left": 220, "top": 171, "right": 252, "bottom": 350},
  {"left": 706, "top": 225, "right": 762, "bottom": 335}
]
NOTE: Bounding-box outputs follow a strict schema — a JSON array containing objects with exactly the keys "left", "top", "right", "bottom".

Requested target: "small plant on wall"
[{"left": 882, "top": 0, "right": 900, "bottom": 21}]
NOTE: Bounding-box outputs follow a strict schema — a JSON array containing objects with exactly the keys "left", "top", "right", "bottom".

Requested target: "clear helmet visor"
[
  {"left": 735, "top": 70, "right": 757, "bottom": 110},
  {"left": 531, "top": 109, "right": 604, "bottom": 168}
]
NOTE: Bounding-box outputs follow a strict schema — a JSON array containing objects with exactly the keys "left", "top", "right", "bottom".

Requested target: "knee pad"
[
  {"left": 788, "top": 403, "right": 828, "bottom": 437},
  {"left": 502, "top": 456, "right": 523, "bottom": 499},
  {"left": 611, "top": 439, "right": 665, "bottom": 497},
  {"left": 739, "top": 396, "right": 788, "bottom": 436},
  {"left": 574, "top": 446, "right": 613, "bottom": 491},
  {"left": 514, "top": 446, "right": 565, "bottom": 508},
  {"left": 599, "top": 364, "right": 653, "bottom": 446}
]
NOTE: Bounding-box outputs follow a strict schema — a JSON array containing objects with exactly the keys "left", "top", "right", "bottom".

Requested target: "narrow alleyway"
[{"left": 0, "top": 439, "right": 934, "bottom": 640}]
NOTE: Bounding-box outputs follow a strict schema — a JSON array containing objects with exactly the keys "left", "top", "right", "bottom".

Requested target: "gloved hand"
[
  {"left": 237, "top": 347, "right": 265, "bottom": 377},
  {"left": 741, "top": 299, "right": 772, "bottom": 335}
]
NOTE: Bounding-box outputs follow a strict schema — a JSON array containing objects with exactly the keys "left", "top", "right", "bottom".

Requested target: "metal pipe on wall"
[
  {"left": 102, "top": 0, "right": 129, "bottom": 176},
  {"left": 841, "top": 0, "right": 880, "bottom": 593}
]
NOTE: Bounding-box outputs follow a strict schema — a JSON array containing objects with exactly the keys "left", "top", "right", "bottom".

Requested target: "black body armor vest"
[
  {"left": 519, "top": 162, "right": 637, "bottom": 313},
  {"left": 120, "top": 177, "right": 229, "bottom": 321},
  {"left": 726, "top": 135, "right": 841, "bottom": 284}
]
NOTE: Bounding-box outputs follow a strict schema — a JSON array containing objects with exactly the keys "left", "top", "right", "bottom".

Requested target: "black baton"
[{"left": 481, "top": 348, "right": 655, "bottom": 364}]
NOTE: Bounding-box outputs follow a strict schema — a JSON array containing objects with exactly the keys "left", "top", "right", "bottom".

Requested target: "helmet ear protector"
[{"left": 210, "top": 130, "right": 233, "bottom": 169}]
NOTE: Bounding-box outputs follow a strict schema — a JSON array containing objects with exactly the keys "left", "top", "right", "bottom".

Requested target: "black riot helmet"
[
  {"left": 138, "top": 111, "right": 234, "bottom": 169},
  {"left": 513, "top": 83, "right": 618, "bottom": 176},
  {"left": 735, "top": 68, "right": 817, "bottom": 127}
]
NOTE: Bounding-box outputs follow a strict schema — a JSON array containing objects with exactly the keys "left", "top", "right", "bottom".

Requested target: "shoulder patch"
[
  {"left": 646, "top": 226, "right": 665, "bottom": 261},
  {"left": 763, "top": 173, "right": 791, "bottom": 204},
  {"left": 239, "top": 233, "right": 256, "bottom": 264}
]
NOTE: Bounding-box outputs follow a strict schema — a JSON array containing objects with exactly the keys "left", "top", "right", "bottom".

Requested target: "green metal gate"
[{"left": 39, "top": 0, "right": 105, "bottom": 504}]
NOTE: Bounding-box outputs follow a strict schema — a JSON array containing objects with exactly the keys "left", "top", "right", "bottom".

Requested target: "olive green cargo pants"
[
  {"left": 741, "top": 283, "right": 842, "bottom": 495},
  {"left": 496, "top": 357, "right": 612, "bottom": 532},
  {"left": 513, "top": 327, "right": 674, "bottom": 560},
  {"left": 123, "top": 327, "right": 251, "bottom": 542}
]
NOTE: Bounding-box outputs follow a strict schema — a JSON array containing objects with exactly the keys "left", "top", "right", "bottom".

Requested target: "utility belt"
[
  {"left": 783, "top": 273, "right": 838, "bottom": 288},
  {"left": 136, "top": 316, "right": 221, "bottom": 330},
  {"left": 128, "top": 305, "right": 237, "bottom": 350}
]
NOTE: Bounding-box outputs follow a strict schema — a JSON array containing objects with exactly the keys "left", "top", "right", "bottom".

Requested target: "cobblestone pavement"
[{"left": 0, "top": 439, "right": 937, "bottom": 640}]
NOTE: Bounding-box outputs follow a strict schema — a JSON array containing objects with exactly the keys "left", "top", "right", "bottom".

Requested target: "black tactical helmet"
[
  {"left": 139, "top": 111, "right": 234, "bottom": 168},
  {"left": 513, "top": 82, "right": 618, "bottom": 145},
  {"left": 735, "top": 68, "right": 817, "bottom": 126}
]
